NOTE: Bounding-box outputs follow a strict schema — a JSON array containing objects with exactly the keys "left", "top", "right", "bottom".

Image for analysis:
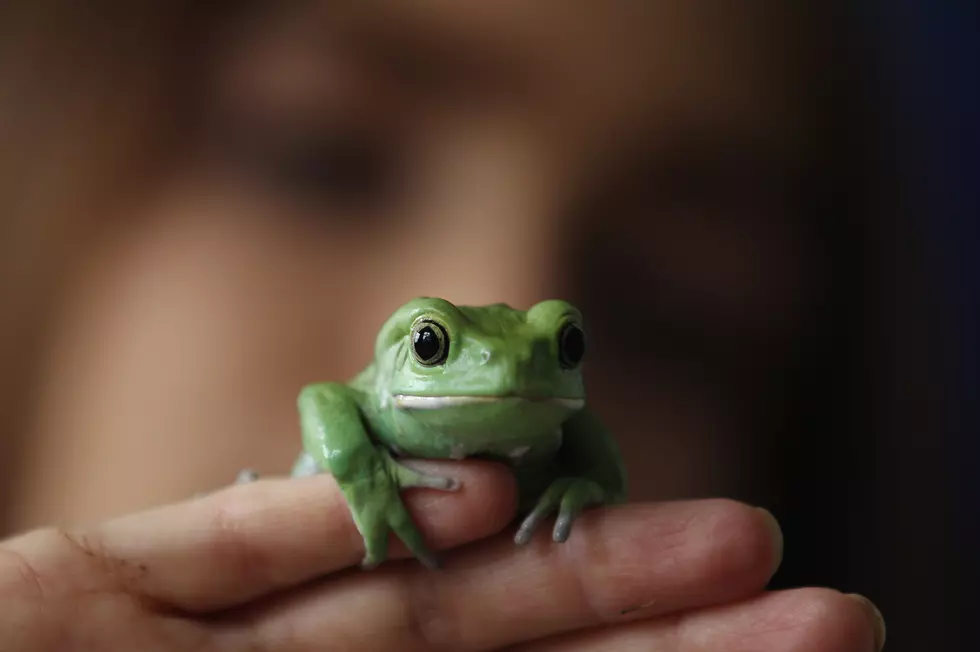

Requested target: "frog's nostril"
[{"left": 481, "top": 350, "right": 491, "bottom": 364}]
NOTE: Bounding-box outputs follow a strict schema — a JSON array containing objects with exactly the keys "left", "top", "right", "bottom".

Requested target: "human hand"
[{"left": 0, "top": 460, "right": 884, "bottom": 651}]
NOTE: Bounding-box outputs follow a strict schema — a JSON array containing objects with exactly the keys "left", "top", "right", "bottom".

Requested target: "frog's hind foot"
[{"left": 236, "top": 468, "right": 260, "bottom": 484}]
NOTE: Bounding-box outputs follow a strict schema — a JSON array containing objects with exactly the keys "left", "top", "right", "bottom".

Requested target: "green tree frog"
[{"left": 240, "top": 297, "right": 627, "bottom": 569}]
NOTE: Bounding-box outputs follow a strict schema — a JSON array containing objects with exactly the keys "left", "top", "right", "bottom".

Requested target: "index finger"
[{"left": 2, "top": 460, "right": 517, "bottom": 613}]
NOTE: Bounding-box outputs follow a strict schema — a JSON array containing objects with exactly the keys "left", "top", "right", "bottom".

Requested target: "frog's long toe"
[
  {"left": 360, "top": 555, "right": 382, "bottom": 570},
  {"left": 514, "top": 510, "right": 549, "bottom": 545},
  {"left": 395, "top": 464, "right": 460, "bottom": 491},
  {"left": 553, "top": 479, "right": 605, "bottom": 542},
  {"left": 515, "top": 479, "right": 568, "bottom": 545},
  {"left": 416, "top": 549, "right": 442, "bottom": 570},
  {"left": 552, "top": 506, "right": 582, "bottom": 543}
]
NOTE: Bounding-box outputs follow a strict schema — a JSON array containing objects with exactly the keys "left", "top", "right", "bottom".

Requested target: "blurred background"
[{"left": 0, "top": 2, "right": 976, "bottom": 650}]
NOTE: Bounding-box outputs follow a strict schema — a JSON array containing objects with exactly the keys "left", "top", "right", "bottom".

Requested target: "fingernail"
[
  {"left": 755, "top": 507, "right": 784, "bottom": 577},
  {"left": 846, "top": 594, "right": 886, "bottom": 651}
]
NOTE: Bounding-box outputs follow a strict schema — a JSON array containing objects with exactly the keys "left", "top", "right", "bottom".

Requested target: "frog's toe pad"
[
  {"left": 400, "top": 468, "right": 460, "bottom": 491},
  {"left": 236, "top": 468, "right": 260, "bottom": 484},
  {"left": 430, "top": 475, "right": 459, "bottom": 491},
  {"left": 416, "top": 550, "right": 442, "bottom": 570},
  {"left": 552, "top": 512, "right": 576, "bottom": 543},
  {"left": 360, "top": 557, "right": 382, "bottom": 570},
  {"left": 514, "top": 514, "right": 543, "bottom": 545}
]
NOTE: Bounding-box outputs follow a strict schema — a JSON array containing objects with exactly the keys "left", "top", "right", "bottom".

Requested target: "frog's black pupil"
[
  {"left": 559, "top": 324, "right": 586, "bottom": 368},
  {"left": 413, "top": 324, "right": 445, "bottom": 363}
]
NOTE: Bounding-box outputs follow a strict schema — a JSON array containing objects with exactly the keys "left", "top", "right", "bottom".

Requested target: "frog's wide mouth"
[{"left": 392, "top": 394, "right": 584, "bottom": 411}]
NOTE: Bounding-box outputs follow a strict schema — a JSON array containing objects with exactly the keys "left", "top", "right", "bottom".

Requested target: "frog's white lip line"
[{"left": 392, "top": 395, "right": 584, "bottom": 410}]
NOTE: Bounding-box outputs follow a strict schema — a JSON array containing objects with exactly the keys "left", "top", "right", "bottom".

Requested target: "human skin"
[
  {"left": 0, "top": 460, "right": 884, "bottom": 651},
  {"left": 0, "top": 3, "right": 891, "bottom": 648}
]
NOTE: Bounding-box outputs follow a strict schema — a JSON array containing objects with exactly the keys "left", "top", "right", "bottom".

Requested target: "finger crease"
[
  {"left": 209, "top": 501, "right": 274, "bottom": 597},
  {"left": 403, "top": 571, "right": 459, "bottom": 652},
  {"left": 0, "top": 546, "right": 46, "bottom": 600},
  {"left": 562, "top": 540, "right": 605, "bottom": 626},
  {"left": 60, "top": 530, "right": 126, "bottom": 589},
  {"left": 58, "top": 529, "right": 165, "bottom": 610}
]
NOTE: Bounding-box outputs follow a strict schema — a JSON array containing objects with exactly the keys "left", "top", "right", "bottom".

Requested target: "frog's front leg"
[
  {"left": 515, "top": 407, "right": 628, "bottom": 545},
  {"left": 299, "top": 383, "right": 459, "bottom": 569}
]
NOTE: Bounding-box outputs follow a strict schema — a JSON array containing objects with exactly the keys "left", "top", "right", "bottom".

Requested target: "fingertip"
[
  {"left": 846, "top": 593, "right": 886, "bottom": 651},
  {"left": 685, "top": 499, "right": 785, "bottom": 595},
  {"left": 767, "top": 588, "right": 883, "bottom": 652},
  {"left": 754, "top": 507, "right": 784, "bottom": 579}
]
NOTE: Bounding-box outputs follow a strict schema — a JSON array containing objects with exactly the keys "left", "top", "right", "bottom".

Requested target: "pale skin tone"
[
  {"left": 3, "top": 2, "right": 887, "bottom": 650},
  {"left": 1, "top": 460, "right": 884, "bottom": 651}
]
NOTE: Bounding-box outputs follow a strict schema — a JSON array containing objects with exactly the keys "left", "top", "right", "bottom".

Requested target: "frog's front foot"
[
  {"left": 514, "top": 477, "right": 605, "bottom": 545},
  {"left": 342, "top": 451, "right": 460, "bottom": 570}
]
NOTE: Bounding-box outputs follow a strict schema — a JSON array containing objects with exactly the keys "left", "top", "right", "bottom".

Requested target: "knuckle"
[
  {"left": 398, "top": 570, "right": 460, "bottom": 652},
  {"left": 206, "top": 493, "right": 272, "bottom": 586}
]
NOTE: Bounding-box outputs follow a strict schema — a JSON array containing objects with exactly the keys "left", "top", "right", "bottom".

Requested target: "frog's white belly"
[{"left": 393, "top": 394, "right": 584, "bottom": 410}]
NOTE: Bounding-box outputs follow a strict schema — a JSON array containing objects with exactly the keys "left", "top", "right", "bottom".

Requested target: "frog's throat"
[{"left": 392, "top": 395, "right": 584, "bottom": 411}]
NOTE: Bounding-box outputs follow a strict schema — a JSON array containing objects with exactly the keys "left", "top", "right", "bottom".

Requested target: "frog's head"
[{"left": 373, "top": 297, "right": 586, "bottom": 413}]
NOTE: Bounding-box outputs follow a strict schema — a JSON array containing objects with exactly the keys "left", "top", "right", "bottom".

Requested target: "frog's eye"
[
  {"left": 411, "top": 320, "right": 450, "bottom": 366},
  {"left": 558, "top": 322, "right": 586, "bottom": 369}
]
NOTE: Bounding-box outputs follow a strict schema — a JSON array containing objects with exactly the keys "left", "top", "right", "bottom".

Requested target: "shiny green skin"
[{"left": 291, "top": 297, "right": 627, "bottom": 569}]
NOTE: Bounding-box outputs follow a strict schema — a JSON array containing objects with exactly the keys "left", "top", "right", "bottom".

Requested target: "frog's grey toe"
[
  {"left": 236, "top": 468, "right": 260, "bottom": 484},
  {"left": 417, "top": 550, "right": 442, "bottom": 570},
  {"left": 397, "top": 464, "right": 461, "bottom": 491},
  {"left": 360, "top": 557, "right": 382, "bottom": 570},
  {"left": 514, "top": 514, "right": 543, "bottom": 545},
  {"left": 552, "top": 509, "right": 580, "bottom": 543},
  {"left": 416, "top": 474, "right": 459, "bottom": 491}
]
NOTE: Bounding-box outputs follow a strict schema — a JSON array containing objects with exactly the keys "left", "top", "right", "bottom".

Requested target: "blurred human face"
[{"left": 19, "top": 1, "right": 815, "bottom": 526}]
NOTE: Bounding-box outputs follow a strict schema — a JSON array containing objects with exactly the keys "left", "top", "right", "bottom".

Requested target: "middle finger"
[{"left": 230, "top": 499, "right": 782, "bottom": 651}]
